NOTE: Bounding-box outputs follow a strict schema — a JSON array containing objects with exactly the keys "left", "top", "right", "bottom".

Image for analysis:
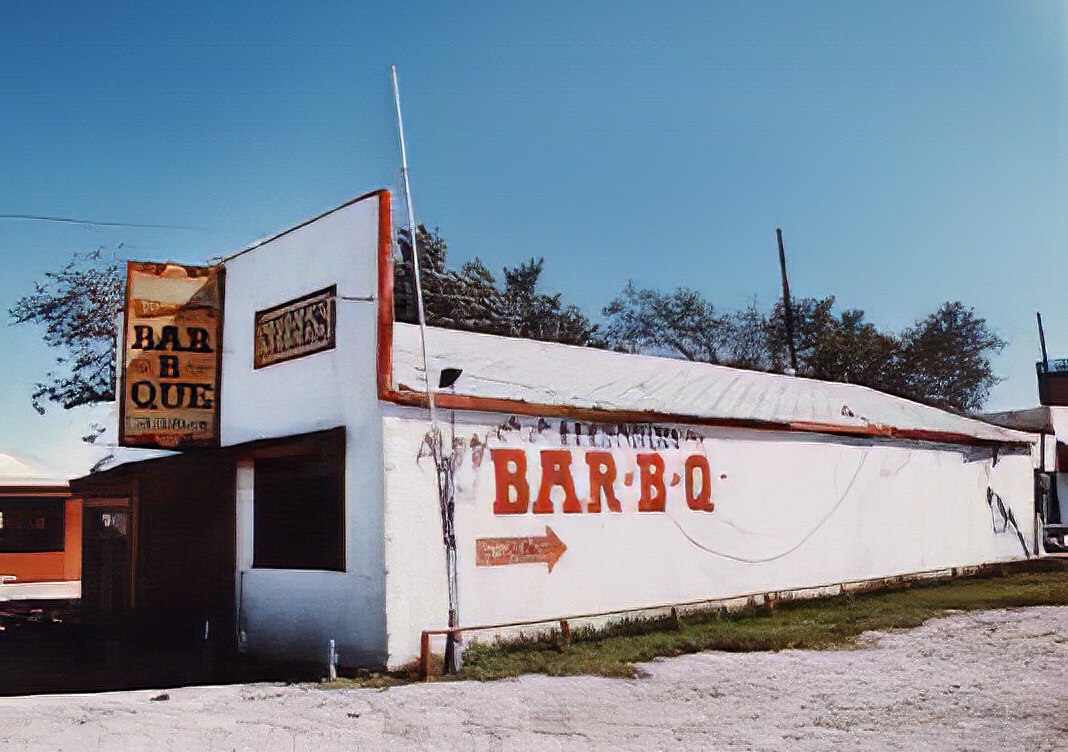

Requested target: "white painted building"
[{"left": 75, "top": 189, "right": 1042, "bottom": 670}]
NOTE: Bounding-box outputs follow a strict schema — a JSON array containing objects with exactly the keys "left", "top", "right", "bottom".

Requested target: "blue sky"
[{"left": 1, "top": 1, "right": 1065, "bottom": 473}]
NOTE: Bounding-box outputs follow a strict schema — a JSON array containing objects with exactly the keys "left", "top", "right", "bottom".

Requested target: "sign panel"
[
  {"left": 120, "top": 262, "right": 224, "bottom": 449},
  {"left": 254, "top": 285, "right": 336, "bottom": 369},
  {"left": 475, "top": 526, "right": 567, "bottom": 572}
]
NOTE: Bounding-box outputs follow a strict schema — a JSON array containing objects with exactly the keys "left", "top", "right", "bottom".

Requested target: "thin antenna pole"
[
  {"left": 392, "top": 65, "right": 461, "bottom": 674},
  {"left": 1037, "top": 311, "right": 1050, "bottom": 371},
  {"left": 391, "top": 65, "right": 438, "bottom": 424},
  {"left": 776, "top": 228, "right": 799, "bottom": 373}
]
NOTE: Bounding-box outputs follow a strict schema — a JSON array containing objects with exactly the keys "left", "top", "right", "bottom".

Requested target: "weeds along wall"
[
  {"left": 382, "top": 409, "right": 1035, "bottom": 666},
  {"left": 221, "top": 192, "right": 388, "bottom": 667}
]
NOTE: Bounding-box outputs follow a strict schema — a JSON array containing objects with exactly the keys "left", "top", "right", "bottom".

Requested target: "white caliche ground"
[{"left": 0, "top": 607, "right": 1064, "bottom": 752}]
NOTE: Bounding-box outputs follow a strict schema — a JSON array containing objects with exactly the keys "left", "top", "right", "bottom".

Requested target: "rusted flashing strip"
[
  {"left": 372, "top": 201, "right": 1029, "bottom": 449},
  {"left": 376, "top": 191, "right": 395, "bottom": 402},
  {"left": 384, "top": 386, "right": 1025, "bottom": 449},
  {"left": 783, "top": 420, "right": 1027, "bottom": 448},
  {"left": 387, "top": 387, "right": 780, "bottom": 431},
  {"left": 0, "top": 486, "right": 71, "bottom": 498}
]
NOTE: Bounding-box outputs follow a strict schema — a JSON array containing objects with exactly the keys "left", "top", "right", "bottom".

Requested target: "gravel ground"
[{"left": 0, "top": 607, "right": 1064, "bottom": 751}]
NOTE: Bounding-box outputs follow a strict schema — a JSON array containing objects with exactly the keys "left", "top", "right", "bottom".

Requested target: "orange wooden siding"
[{"left": 0, "top": 497, "right": 81, "bottom": 584}]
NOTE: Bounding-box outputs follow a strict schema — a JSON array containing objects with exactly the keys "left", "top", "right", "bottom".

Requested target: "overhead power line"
[{"left": 0, "top": 214, "right": 203, "bottom": 231}]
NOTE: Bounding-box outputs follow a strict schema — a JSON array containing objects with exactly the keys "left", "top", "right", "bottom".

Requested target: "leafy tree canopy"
[
  {"left": 898, "top": 302, "right": 1005, "bottom": 413},
  {"left": 395, "top": 225, "right": 597, "bottom": 346},
  {"left": 8, "top": 248, "right": 124, "bottom": 413},
  {"left": 598, "top": 283, "right": 729, "bottom": 363},
  {"left": 599, "top": 284, "right": 1004, "bottom": 413}
]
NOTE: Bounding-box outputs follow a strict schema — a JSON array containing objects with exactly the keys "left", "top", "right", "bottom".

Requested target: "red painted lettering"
[
  {"left": 585, "top": 452, "right": 622, "bottom": 513},
  {"left": 491, "top": 448, "right": 529, "bottom": 514},
  {"left": 535, "top": 450, "right": 582, "bottom": 514},
  {"left": 637, "top": 453, "right": 667, "bottom": 512},
  {"left": 684, "top": 455, "right": 714, "bottom": 512}
]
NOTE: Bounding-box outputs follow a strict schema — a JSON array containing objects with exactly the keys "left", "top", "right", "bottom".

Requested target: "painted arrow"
[{"left": 475, "top": 526, "right": 568, "bottom": 573}]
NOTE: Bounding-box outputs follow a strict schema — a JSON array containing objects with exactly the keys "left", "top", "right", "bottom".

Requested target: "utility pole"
[
  {"left": 1037, "top": 311, "right": 1049, "bottom": 371},
  {"left": 776, "top": 228, "right": 799, "bottom": 374}
]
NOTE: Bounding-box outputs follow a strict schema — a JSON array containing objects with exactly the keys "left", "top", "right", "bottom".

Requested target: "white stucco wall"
[
  {"left": 222, "top": 194, "right": 387, "bottom": 666},
  {"left": 382, "top": 407, "right": 1036, "bottom": 666}
]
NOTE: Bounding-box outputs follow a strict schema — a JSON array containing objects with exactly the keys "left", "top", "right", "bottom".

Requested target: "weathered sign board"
[
  {"left": 120, "top": 261, "right": 224, "bottom": 449},
  {"left": 475, "top": 526, "right": 567, "bottom": 572},
  {"left": 254, "top": 285, "right": 336, "bottom": 369}
]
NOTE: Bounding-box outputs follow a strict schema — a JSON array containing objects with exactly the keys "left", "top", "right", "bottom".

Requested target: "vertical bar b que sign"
[{"left": 120, "top": 261, "right": 225, "bottom": 449}]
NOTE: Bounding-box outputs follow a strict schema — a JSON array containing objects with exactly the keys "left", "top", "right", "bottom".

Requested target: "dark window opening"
[
  {"left": 0, "top": 499, "right": 65, "bottom": 553},
  {"left": 253, "top": 445, "right": 344, "bottom": 571}
]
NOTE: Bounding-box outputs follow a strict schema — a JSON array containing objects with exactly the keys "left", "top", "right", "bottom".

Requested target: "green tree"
[
  {"left": 395, "top": 227, "right": 596, "bottom": 346},
  {"left": 498, "top": 258, "right": 597, "bottom": 345},
  {"left": 764, "top": 296, "right": 838, "bottom": 374},
  {"left": 602, "top": 283, "right": 1004, "bottom": 414},
  {"left": 599, "top": 283, "right": 731, "bottom": 363},
  {"left": 896, "top": 302, "right": 1005, "bottom": 413},
  {"left": 8, "top": 248, "right": 124, "bottom": 412},
  {"left": 395, "top": 226, "right": 502, "bottom": 332},
  {"left": 721, "top": 300, "right": 772, "bottom": 371},
  {"left": 765, "top": 296, "right": 901, "bottom": 390}
]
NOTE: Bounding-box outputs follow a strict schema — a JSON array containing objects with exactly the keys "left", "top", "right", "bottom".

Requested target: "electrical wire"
[
  {"left": 666, "top": 450, "right": 872, "bottom": 563},
  {"left": 0, "top": 214, "right": 201, "bottom": 231}
]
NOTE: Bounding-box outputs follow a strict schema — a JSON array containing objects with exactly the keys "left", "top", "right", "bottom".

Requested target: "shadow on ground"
[{"left": 0, "top": 603, "right": 316, "bottom": 696}]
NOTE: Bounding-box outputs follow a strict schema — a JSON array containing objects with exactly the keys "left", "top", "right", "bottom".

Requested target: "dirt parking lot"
[{"left": 0, "top": 606, "right": 1064, "bottom": 751}]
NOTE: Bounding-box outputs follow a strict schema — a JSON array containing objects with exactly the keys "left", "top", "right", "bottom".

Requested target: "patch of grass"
[
  {"left": 458, "top": 561, "right": 1068, "bottom": 681},
  {"left": 319, "top": 674, "right": 406, "bottom": 690},
  {"left": 317, "top": 668, "right": 415, "bottom": 690}
]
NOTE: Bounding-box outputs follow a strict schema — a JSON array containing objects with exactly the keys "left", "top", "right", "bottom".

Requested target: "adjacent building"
[
  {"left": 0, "top": 452, "right": 81, "bottom": 603},
  {"left": 981, "top": 405, "right": 1068, "bottom": 550}
]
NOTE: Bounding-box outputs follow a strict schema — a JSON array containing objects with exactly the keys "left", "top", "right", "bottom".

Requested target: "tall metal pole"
[
  {"left": 1037, "top": 311, "right": 1049, "bottom": 371},
  {"left": 391, "top": 66, "right": 461, "bottom": 674},
  {"left": 391, "top": 66, "right": 437, "bottom": 424},
  {"left": 776, "top": 228, "right": 799, "bottom": 374}
]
